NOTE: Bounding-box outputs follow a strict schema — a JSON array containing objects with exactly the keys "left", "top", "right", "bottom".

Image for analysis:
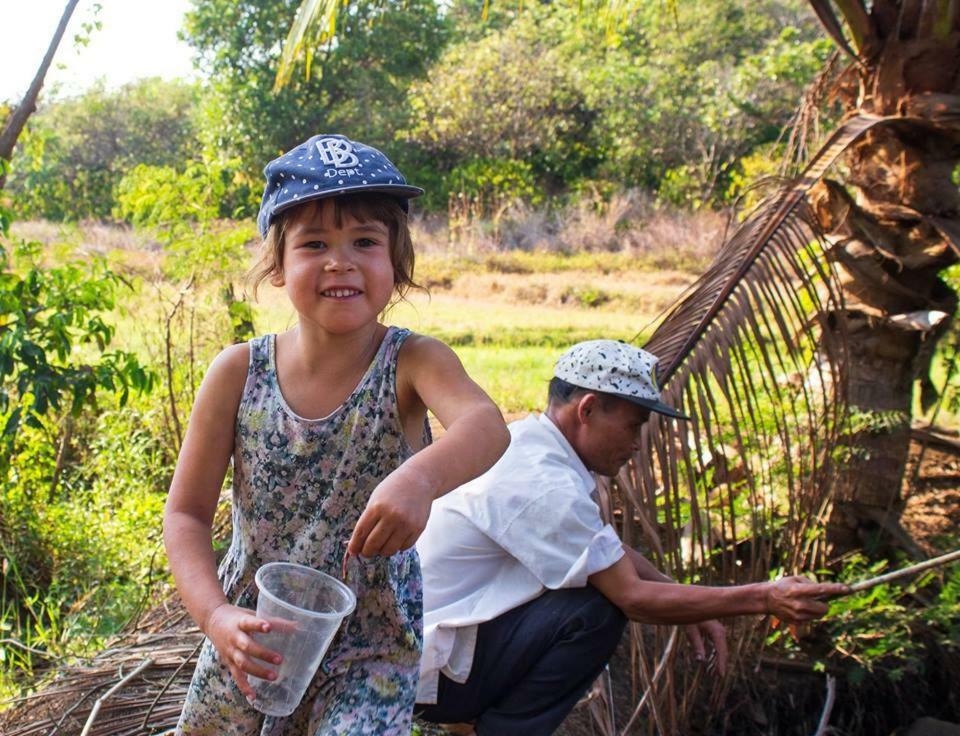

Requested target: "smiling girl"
[{"left": 164, "top": 135, "right": 509, "bottom": 735}]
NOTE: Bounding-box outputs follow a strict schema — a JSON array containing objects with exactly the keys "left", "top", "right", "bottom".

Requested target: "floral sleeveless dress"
[{"left": 176, "top": 326, "right": 429, "bottom": 736}]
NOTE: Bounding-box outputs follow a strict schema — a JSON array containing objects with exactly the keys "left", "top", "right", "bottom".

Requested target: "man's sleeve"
[{"left": 493, "top": 485, "right": 624, "bottom": 589}]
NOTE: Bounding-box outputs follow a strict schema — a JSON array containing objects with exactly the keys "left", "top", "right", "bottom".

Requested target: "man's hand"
[
  {"left": 765, "top": 576, "right": 849, "bottom": 624},
  {"left": 348, "top": 466, "right": 434, "bottom": 558},
  {"left": 684, "top": 619, "right": 728, "bottom": 675},
  {"left": 204, "top": 604, "right": 285, "bottom": 701}
]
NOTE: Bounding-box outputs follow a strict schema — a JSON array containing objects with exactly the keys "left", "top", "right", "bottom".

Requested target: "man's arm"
[
  {"left": 622, "top": 545, "right": 673, "bottom": 584},
  {"left": 590, "top": 556, "right": 848, "bottom": 625},
  {"left": 619, "top": 545, "right": 728, "bottom": 672}
]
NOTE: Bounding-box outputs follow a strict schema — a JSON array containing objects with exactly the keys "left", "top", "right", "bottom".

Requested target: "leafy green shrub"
[
  {"left": 9, "top": 78, "right": 200, "bottom": 221},
  {"left": 560, "top": 285, "right": 611, "bottom": 308},
  {"left": 825, "top": 553, "right": 960, "bottom": 684},
  {"left": 114, "top": 161, "right": 227, "bottom": 229},
  {"left": 658, "top": 164, "right": 705, "bottom": 209},
  {"left": 447, "top": 158, "right": 541, "bottom": 209},
  {"left": 0, "top": 239, "right": 153, "bottom": 462},
  {"left": 0, "top": 196, "right": 157, "bottom": 696}
]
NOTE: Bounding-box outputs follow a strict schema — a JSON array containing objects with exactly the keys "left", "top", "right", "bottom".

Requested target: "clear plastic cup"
[{"left": 248, "top": 561, "right": 357, "bottom": 716}]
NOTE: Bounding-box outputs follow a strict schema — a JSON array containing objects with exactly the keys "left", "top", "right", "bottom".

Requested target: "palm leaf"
[
  {"left": 807, "top": 0, "right": 863, "bottom": 60},
  {"left": 596, "top": 113, "right": 893, "bottom": 734},
  {"left": 273, "top": 0, "right": 342, "bottom": 93}
]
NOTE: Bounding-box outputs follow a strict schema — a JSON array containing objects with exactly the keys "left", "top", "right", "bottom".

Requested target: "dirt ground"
[{"left": 902, "top": 439, "right": 960, "bottom": 555}]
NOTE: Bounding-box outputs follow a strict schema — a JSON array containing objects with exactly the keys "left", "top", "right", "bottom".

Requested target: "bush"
[
  {"left": 8, "top": 78, "right": 200, "bottom": 221},
  {"left": 447, "top": 158, "right": 541, "bottom": 210}
]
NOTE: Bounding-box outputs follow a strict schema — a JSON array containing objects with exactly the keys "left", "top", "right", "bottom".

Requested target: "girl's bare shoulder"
[
  {"left": 196, "top": 341, "right": 252, "bottom": 408},
  {"left": 398, "top": 333, "right": 462, "bottom": 368}
]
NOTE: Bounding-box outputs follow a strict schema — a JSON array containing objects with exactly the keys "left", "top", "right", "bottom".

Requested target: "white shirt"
[{"left": 416, "top": 413, "right": 625, "bottom": 704}]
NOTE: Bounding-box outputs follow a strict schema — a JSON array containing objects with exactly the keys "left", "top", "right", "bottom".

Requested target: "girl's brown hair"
[{"left": 248, "top": 193, "right": 420, "bottom": 300}]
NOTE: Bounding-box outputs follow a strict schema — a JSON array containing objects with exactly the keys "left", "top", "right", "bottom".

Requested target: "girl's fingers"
[
  {"left": 229, "top": 666, "right": 256, "bottom": 701},
  {"left": 379, "top": 529, "right": 411, "bottom": 558},
  {"left": 348, "top": 509, "right": 378, "bottom": 557},
  {"left": 237, "top": 614, "right": 271, "bottom": 634},
  {"left": 233, "top": 650, "right": 278, "bottom": 681},
  {"left": 360, "top": 518, "right": 393, "bottom": 558},
  {"left": 401, "top": 532, "right": 419, "bottom": 553},
  {"left": 236, "top": 632, "right": 284, "bottom": 666}
]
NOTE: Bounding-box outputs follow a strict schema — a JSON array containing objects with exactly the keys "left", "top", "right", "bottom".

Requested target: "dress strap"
[{"left": 247, "top": 334, "right": 273, "bottom": 378}]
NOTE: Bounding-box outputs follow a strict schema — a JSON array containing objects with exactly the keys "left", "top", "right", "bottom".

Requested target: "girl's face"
[{"left": 278, "top": 199, "right": 396, "bottom": 335}]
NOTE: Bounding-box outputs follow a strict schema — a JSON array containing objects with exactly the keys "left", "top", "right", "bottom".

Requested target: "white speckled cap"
[{"left": 554, "top": 339, "right": 688, "bottom": 419}]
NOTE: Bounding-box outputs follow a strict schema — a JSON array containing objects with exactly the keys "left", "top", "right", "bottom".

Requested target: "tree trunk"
[
  {"left": 0, "top": 0, "right": 81, "bottom": 189},
  {"left": 812, "top": 14, "right": 960, "bottom": 549}
]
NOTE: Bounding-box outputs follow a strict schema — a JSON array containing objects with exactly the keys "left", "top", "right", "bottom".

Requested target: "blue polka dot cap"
[
  {"left": 554, "top": 339, "right": 688, "bottom": 419},
  {"left": 257, "top": 134, "right": 424, "bottom": 237}
]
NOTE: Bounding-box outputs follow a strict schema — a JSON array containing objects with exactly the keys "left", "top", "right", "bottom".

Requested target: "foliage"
[
  {"left": 0, "top": 197, "right": 159, "bottom": 695},
  {"left": 114, "top": 162, "right": 228, "bottom": 229},
  {"left": 0, "top": 404, "right": 171, "bottom": 695},
  {"left": 447, "top": 158, "right": 541, "bottom": 208},
  {"left": 183, "top": 0, "right": 450, "bottom": 205},
  {"left": 824, "top": 554, "right": 960, "bottom": 684},
  {"left": 406, "top": 3, "right": 599, "bottom": 185},
  {"left": 405, "top": 0, "right": 830, "bottom": 207},
  {"left": 0, "top": 232, "right": 153, "bottom": 470},
  {"left": 7, "top": 78, "right": 200, "bottom": 221}
]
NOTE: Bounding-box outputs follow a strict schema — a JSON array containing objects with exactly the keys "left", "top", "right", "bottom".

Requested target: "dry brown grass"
[{"left": 411, "top": 192, "right": 728, "bottom": 271}]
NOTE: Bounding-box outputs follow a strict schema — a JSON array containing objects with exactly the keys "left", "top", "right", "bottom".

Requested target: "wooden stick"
[
  {"left": 79, "top": 658, "right": 154, "bottom": 736},
  {"left": 845, "top": 549, "right": 960, "bottom": 595},
  {"left": 812, "top": 675, "right": 837, "bottom": 736}
]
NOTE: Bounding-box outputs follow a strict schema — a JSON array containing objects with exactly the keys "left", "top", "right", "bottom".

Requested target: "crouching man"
[{"left": 415, "top": 340, "right": 847, "bottom": 736}]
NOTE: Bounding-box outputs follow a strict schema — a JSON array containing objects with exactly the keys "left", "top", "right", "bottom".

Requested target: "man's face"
[{"left": 576, "top": 396, "right": 651, "bottom": 477}]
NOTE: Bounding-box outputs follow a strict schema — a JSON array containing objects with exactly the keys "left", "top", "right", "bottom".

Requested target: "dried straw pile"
[{"left": 0, "top": 600, "right": 201, "bottom": 736}]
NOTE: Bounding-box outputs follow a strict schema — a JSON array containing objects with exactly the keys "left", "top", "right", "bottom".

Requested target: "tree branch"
[{"left": 0, "top": 0, "right": 82, "bottom": 186}]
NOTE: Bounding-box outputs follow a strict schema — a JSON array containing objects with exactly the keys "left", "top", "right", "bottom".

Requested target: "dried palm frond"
[{"left": 597, "top": 113, "right": 893, "bottom": 735}]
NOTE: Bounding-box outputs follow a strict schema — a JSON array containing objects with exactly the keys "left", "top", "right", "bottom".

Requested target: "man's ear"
[{"left": 576, "top": 393, "right": 599, "bottom": 424}]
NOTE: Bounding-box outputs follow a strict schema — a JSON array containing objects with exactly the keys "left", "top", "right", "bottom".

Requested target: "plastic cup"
[{"left": 248, "top": 561, "right": 357, "bottom": 716}]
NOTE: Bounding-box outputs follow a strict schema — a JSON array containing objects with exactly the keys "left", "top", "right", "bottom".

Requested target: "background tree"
[
  {"left": 405, "top": 0, "right": 830, "bottom": 204},
  {"left": 8, "top": 79, "right": 200, "bottom": 221}
]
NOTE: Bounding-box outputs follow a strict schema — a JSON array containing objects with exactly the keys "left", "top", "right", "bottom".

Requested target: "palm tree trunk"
[{"left": 812, "top": 115, "right": 960, "bottom": 550}]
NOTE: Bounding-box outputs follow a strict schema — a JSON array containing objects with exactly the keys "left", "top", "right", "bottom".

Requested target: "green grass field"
[{"left": 253, "top": 282, "right": 670, "bottom": 412}]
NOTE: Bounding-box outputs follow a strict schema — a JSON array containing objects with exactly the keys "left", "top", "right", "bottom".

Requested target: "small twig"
[
  {"left": 47, "top": 681, "right": 109, "bottom": 736},
  {"left": 812, "top": 674, "right": 837, "bottom": 736},
  {"left": 842, "top": 549, "right": 960, "bottom": 595},
  {"left": 0, "top": 638, "right": 55, "bottom": 658},
  {"left": 79, "top": 657, "right": 153, "bottom": 736},
  {"left": 141, "top": 639, "right": 202, "bottom": 730},
  {"left": 619, "top": 627, "right": 679, "bottom": 736}
]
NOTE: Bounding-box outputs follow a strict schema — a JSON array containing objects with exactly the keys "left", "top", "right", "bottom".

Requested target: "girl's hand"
[
  {"left": 348, "top": 467, "right": 434, "bottom": 558},
  {"left": 204, "top": 603, "right": 284, "bottom": 701}
]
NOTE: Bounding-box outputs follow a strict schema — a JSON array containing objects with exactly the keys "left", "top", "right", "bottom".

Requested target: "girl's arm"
[
  {"left": 347, "top": 335, "right": 509, "bottom": 558},
  {"left": 163, "top": 344, "right": 282, "bottom": 699}
]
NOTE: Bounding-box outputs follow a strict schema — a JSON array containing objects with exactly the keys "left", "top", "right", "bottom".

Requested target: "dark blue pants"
[{"left": 416, "top": 587, "right": 627, "bottom": 736}]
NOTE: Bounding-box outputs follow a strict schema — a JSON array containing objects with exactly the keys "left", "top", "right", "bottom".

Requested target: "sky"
[{"left": 1, "top": 0, "right": 197, "bottom": 103}]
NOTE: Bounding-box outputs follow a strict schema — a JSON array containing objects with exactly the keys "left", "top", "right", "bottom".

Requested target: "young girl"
[{"left": 164, "top": 134, "right": 509, "bottom": 735}]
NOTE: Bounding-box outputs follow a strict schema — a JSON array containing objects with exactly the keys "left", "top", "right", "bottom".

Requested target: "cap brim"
[
  {"left": 618, "top": 394, "right": 690, "bottom": 420},
  {"left": 271, "top": 183, "right": 425, "bottom": 220}
]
